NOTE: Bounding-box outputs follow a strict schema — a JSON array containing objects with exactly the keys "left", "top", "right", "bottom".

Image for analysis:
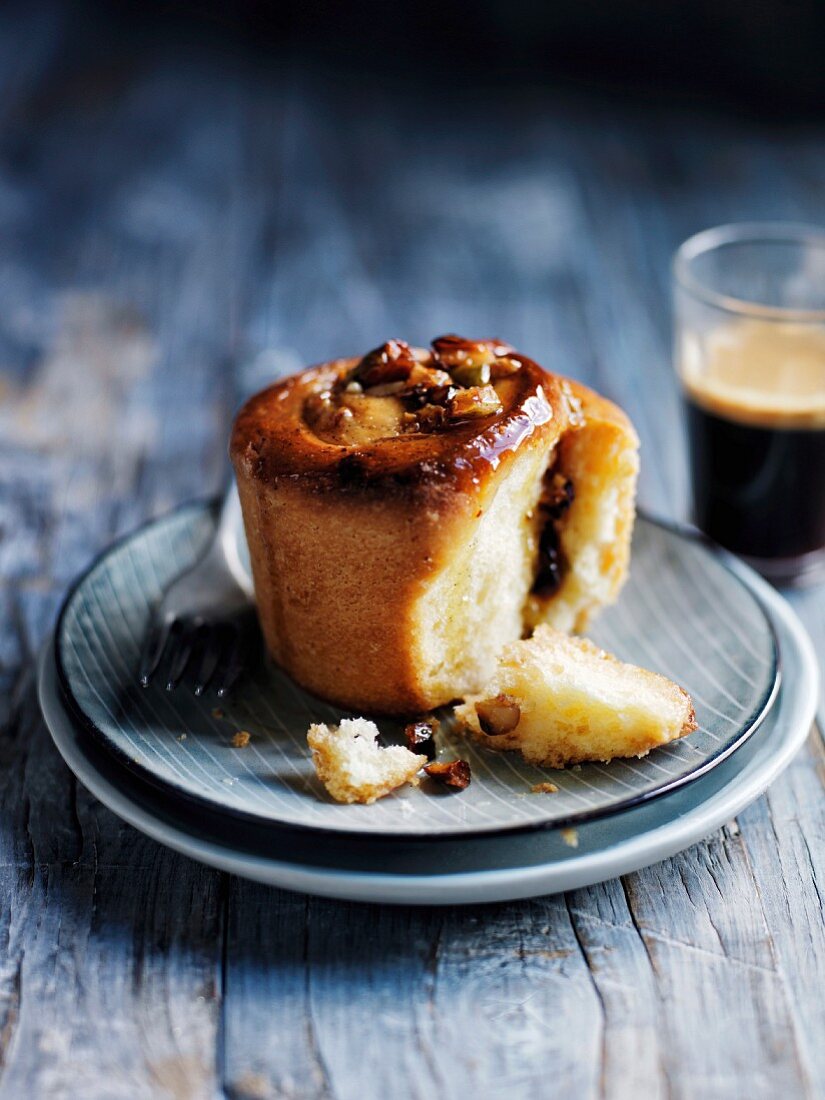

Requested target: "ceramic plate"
[
  {"left": 55, "top": 502, "right": 779, "bottom": 838},
  {"left": 40, "top": 567, "right": 816, "bottom": 904}
]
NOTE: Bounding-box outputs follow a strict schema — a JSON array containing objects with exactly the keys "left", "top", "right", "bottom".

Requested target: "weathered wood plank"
[
  {"left": 620, "top": 835, "right": 810, "bottom": 1096},
  {"left": 0, "top": 36, "right": 254, "bottom": 1098},
  {"left": 223, "top": 889, "right": 610, "bottom": 1100},
  {"left": 565, "top": 881, "right": 668, "bottom": 1100},
  {"left": 736, "top": 729, "right": 825, "bottom": 1089}
]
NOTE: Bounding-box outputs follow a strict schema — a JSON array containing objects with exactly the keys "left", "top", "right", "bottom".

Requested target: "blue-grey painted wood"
[{"left": 0, "top": 7, "right": 822, "bottom": 1097}]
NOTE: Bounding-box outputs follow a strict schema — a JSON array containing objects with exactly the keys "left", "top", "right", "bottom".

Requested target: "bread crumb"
[
  {"left": 307, "top": 718, "right": 426, "bottom": 804},
  {"left": 531, "top": 781, "right": 559, "bottom": 794},
  {"left": 560, "top": 827, "right": 579, "bottom": 848},
  {"left": 232, "top": 730, "right": 251, "bottom": 748},
  {"left": 456, "top": 625, "right": 696, "bottom": 768}
]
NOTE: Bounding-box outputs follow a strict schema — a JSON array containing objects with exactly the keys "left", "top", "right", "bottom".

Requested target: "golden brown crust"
[{"left": 231, "top": 343, "right": 639, "bottom": 713}]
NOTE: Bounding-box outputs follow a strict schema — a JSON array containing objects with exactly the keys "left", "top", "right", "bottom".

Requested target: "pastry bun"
[{"left": 231, "top": 337, "right": 639, "bottom": 713}]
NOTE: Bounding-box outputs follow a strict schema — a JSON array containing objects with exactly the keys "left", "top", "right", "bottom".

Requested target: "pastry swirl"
[{"left": 231, "top": 337, "right": 639, "bottom": 713}]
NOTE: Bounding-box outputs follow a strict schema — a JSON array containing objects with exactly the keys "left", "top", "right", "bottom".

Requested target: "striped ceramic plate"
[{"left": 55, "top": 502, "right": 778, "bottom": 838}]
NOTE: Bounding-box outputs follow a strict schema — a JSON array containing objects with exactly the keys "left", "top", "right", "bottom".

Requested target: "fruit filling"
[{"left": 531, "top": 466, "right": 575, "bottom": 598}]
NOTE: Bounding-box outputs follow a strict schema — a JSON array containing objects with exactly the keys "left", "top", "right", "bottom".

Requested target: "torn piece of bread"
[
  {"left": 307, "top": 718, "right": 427, "bottom": 804},
  {"left": 455, "top": 625, "right": 696, "bottom": 768}
]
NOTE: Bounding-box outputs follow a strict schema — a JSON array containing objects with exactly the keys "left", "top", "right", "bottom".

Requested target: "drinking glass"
[{"left": 673, "top": 223, "right": 825, "bottom": 586}]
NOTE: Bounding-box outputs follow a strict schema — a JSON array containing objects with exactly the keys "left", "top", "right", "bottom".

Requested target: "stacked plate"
[{"left": 39, "top": 503, "right": 818, "bottom": 904}]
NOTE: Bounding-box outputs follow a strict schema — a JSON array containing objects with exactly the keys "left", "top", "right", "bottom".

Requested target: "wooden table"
[{"left": 1, "top": 11, "right": 823, "bottom": 1097}]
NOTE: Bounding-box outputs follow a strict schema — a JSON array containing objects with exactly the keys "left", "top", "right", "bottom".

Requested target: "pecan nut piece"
[
  {"left": 489, "top": 356, "right": 521, "bottom": 380},
  {"left": 353, "top": 339, "right": 418, "bottom": 387},
  {"left": 431, "top": 334, "right": 513, "bottom": 370},
  {"left": 415, "top": 403, "right": 448, "bottom": 431},
  {"left": 475, "top": 694, "right": 521, "bottom": 735},
  {"left": 447, "top": 384, "right": 503, "bottom": 420},
  {"left": 451, "top": 361, "right": 492, "bottom": 388},
  {"left": 406, "top": 363, "right": 452, "bottom": 390},
  {"left": 404, "top": 720, "right": 438, "bottom": 761},
  {"left": 424, "top": 758, "right": 472, "bottom": 790}
]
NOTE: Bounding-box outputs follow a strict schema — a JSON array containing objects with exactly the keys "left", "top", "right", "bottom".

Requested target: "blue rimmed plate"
[
  {"left": 54, "top": 503, "right": 779, "bottom": 839},
  {"left": 40, "top": 564, "right": 815, "bottom": 904}
]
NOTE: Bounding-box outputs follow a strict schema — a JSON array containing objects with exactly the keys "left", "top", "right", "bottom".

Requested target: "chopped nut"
[
  {"left": 431, "top": 334, "right": 513, "bottom": 370},
  {"left": 232, "top": 730, "right": 251, "bottom": 748},
  {"left": 406, "top": 363, "right": 452, "bottom": 390},
  {"left": 303, "top": 390, "right": 335, "bottom": 429},
  {"left": 364, "top": 380, "right": 408, "bottom": 397},
  {"left": 475, "top": 693, "right": 521, "bottom": 735},
  {"left": 424, "top": 758, "right": 472, "bottom": 790},
  {"left": 404, "top": 720, "right": 438, "bottom": 761},
  {"left": 344, "top": 380, "right": 363, "bottom": 393},
  {"left": 451, "top": 361, "right": 491, "bottom": 388},
  {"left": 489, "top": 356, "right": 521, "bottom": 379},
  {"left": 560, "top": 827, "right": 579, "bottom": 848},
  {"left": 353, "top": 339, "right": 418, "bottom": 386},
  {"left": 531, "top": 781, "right": 559, "bottom": 794},
  {"left": 304, "top": 389, "right": 356, "bottom": 433},
  {"left": 425, "top": 383, "right": 458, "bottom": 407},
  {"left": 447, "top": 384, "right": 503, "bottom": 420},
  {"left": 416, "top": 403, "right": 448, "bottom": 431}
]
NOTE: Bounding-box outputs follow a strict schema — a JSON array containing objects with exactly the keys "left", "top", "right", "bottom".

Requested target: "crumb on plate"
[{"left": 307, "top": 718, "right": 427, "bottom": 804}]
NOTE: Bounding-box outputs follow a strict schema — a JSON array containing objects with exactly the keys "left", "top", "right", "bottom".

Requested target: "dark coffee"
[
  {"left": 679, "top": 319, "right": 825, "bottom": 579},
  {"left": 685, "top": 398, "right": 825, "bottom": 560}
]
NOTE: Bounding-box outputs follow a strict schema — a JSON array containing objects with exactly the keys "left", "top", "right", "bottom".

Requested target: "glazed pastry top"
[{"left": 231, "top": 336, "right": 584, "bottom": 491}]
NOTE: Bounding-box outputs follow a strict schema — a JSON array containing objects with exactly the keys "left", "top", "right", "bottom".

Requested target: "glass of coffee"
[{"left": 674, "top": 223, "right": 825, "bottom": 586}]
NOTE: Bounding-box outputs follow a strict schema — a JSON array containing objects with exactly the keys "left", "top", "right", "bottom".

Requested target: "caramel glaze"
[{"left": 230, "top": 352, "right": 579, "bottom": 500}]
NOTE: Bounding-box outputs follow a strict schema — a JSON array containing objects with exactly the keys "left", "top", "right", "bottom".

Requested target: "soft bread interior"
[
  {"left": 307, "top": 718, "right": 426, "bottom": 804},
  {"left": 456, "top": 625, "right": 697, "bottom": 767},
  {"left": 410, "top": 445, "right": 550, "bottom": 703},
  {"left": 409, "top": 414, "right": 638, "bottom": 705},
  {"left": 411, "top": 413, "right": 638, "bottom": 704}
]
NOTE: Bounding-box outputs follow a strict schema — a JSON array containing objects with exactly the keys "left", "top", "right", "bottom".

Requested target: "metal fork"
[{"left": 138, "top": 490, "right": 256, "bottom": 696}]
